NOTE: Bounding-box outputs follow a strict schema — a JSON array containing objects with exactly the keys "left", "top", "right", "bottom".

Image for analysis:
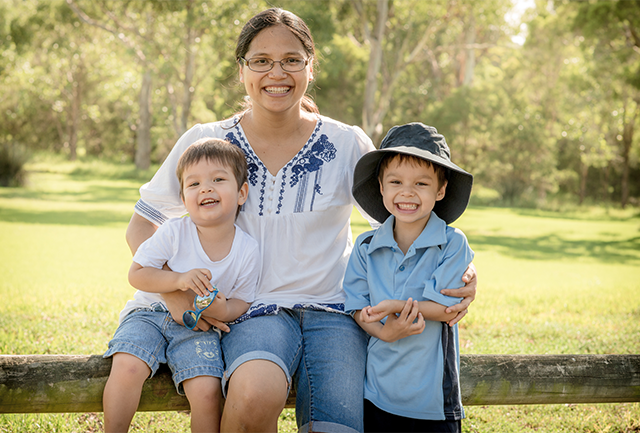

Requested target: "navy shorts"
[{"left": 364, "top": 399, "right": 462, "bottom": 433}]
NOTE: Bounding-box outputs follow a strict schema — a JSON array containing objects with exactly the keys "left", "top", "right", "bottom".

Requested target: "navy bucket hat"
[{"left": 353, "top": 123, "right": 473, "bottom": 224}]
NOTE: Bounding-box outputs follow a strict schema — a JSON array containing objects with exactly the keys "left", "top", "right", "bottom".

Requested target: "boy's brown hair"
[
  {"left": 176, "top": 138, "right": 248, "bottom": 200},
  {"left": 377, "top": 153, "right": 448, "bottom": 189}
]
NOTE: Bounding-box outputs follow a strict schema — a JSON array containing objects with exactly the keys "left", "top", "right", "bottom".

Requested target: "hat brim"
[{"left": 353, "top": 147, "right": 473, "bottom": 225}]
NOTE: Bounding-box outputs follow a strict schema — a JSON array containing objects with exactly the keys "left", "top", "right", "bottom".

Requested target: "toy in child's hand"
[{"left": 183, "top": 286, "right": 219, "bottom": 330}]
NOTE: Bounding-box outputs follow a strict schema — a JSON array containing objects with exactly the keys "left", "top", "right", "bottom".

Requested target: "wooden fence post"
[{"left": 1, "top": 354, "right": 639, "bottom": 413}]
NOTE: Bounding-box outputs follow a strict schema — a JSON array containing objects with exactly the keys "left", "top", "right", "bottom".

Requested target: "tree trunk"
[
  {"left": 620, "top": 101, "right": 638, "bottom": 209},
  {"left": 462, "top": 15, "right": 476, "bottom": 87},
  {"left": 135, "top": 69, "right": 152, "bottom": 170},
  {"left": 579, "top": 160, "right": 588, "bottom": 205},
  {"left": 361, "top": 0, "right": 389, "bottom": 141},
  {"left": 179, "top": 0, "right": 196, "bottom": 136}
]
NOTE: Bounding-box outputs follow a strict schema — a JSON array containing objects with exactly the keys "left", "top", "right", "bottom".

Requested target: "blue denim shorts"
[
  {"left": 221, "top": 308, "right": 368, "bottom": 433},
  {"left": 104, "top": 308, "right": 223, "bottom": 395}
]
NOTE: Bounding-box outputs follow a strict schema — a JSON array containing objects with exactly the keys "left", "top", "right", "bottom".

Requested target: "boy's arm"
[
  {"left": 363, "top": 298, "right": 457, "bottom": 323},
  {"left": 355, "top": 299, "right": 426, "bottom": 343},
  {"left": 128, "top": 262, "right": 215, "bottom": 297}
]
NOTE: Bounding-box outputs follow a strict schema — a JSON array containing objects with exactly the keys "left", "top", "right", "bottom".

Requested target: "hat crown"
[{"left": 380, "top": 122, "right": 451, "bottom": 161}]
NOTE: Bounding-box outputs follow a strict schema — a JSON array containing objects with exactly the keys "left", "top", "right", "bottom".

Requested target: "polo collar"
[{"left": 367, "top": 212, "right": 448, "bottom": 254}]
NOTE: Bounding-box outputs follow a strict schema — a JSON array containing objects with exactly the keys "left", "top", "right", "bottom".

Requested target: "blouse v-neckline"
[{"left": 236, "top": 115, "right": 320, "bottom": 177}]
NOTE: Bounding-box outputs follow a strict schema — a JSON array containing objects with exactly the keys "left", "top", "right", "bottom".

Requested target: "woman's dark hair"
[{"left": 235, "top": 8, "right": 319, "bottom": 114}]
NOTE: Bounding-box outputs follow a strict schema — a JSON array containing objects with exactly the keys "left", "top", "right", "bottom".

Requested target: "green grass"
[{"left": 1, "top": 159, "right": 639, "bottom": 432}]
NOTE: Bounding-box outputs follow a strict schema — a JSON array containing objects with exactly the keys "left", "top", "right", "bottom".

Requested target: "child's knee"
[
  {"left": 184, "top": 376, "right": 222, "bottom": 406},
  {"left": 110, "top": 353, "right": 151, "bottom": 382}
]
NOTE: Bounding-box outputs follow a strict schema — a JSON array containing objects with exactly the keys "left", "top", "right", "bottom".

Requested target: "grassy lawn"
[{"left": 1, "top": 157, "right": 639, "bottom": 432}]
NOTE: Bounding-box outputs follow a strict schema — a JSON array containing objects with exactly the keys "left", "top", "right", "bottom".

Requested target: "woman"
[{"left": 125, "top": 8, "right": 476, "bottom": 432}]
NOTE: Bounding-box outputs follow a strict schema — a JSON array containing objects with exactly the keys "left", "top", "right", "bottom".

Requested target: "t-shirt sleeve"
[
  {"left": 135, "top": 124, "right": 206, "bottom": 226},
  {"left": 132, "top": 221, "right": 177, "bottom": 269},
  {"left": 343, "top": 233, "right": 373, "bottom": 313},
  {"left": 421, "top": 228, "right": 474, "bottom": 307}
]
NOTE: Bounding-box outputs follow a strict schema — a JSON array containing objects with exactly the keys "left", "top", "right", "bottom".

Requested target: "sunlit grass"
[{"left": 1, "top": 160, "right": 639, "bottom": 432}]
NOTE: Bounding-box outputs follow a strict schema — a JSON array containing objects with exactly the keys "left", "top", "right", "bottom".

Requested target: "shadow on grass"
[
  {"left": 0, "top": 208, "right": 131, "bottom": 226},
  {"left": 471, "top": 233, "right": 640, "bottom": 265},
  {"left": 0, "top": 184, "right": 141, "bottom": 205}
]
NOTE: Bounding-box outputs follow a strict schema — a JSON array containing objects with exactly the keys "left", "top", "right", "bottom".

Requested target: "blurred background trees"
[{"left": 0, "top": 0, "right": 638, "bottom": 208}]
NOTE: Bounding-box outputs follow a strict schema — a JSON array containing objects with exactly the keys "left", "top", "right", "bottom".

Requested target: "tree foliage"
[{"left": 0, "top": 0, "right": 637, "bottom": 206}]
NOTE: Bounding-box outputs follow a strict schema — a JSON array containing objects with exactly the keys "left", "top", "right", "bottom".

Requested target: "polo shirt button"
[
  {"left": 390, "top": 247, "right": 395, "bottom": 252},
  {"left": 399, "top": 265, "right": 405, "bottom": 271}
]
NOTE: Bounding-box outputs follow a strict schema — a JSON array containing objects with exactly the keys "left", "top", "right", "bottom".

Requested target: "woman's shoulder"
[
  {"left": 317, "top": 115, "right": 374, "bottom": 152},
  {"left": 318, "top": 115, "right": 366, "bottom": 136},
  {"left": 194, "top": 116, "right": 241, "bottom": 137}
]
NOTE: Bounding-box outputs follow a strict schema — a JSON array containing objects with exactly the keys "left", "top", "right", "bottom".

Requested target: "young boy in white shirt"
[
  {"left": 345, "top": 123, "right": 474, "bottom": 433},
  {"left": 102, "top": 138, "right": 260, "bottom": 433}
]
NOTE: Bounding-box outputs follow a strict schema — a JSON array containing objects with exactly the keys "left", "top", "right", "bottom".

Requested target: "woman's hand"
[
  {"left": 163, "top": 291, "right": 212, "bottom": 332},
  {"left": 440, "top": 262, "right": 477, "bottom": 326}
]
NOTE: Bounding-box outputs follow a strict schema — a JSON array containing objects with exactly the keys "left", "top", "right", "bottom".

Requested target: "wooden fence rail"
[{"left": 1, "top": 354, "right": 639, "bottom": 414}]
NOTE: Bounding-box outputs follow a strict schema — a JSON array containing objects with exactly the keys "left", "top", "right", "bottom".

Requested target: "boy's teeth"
[{"left": 398, "top": 204, "right": 417, "bottom": 210}]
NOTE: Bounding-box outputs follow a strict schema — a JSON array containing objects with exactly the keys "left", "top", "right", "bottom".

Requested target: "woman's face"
[{"left": 239, "top": 25, "right": 313, "bottom": 116}]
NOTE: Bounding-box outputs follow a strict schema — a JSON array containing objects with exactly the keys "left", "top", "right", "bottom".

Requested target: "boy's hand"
[
  {"left": 378, "top": 299, "right": 425, "bottom": 342},
  {"left": 440, "top": 263, "right": 477, "bottom": 326},
  {"left": 177, "top": 268, "right": 214, "bottom": 297}
]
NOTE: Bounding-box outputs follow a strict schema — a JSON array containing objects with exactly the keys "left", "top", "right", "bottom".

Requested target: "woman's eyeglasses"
[
  {"left": 183, "top": 287, "right": 219, "bottom": 330},
  {"left": 240, "top": 56, "right": 310, "bottom": 72}
]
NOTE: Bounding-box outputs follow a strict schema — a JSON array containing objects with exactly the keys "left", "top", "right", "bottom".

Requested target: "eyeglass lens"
[{"left": 244, "top": 57, "right": 307, "bottom": 72}]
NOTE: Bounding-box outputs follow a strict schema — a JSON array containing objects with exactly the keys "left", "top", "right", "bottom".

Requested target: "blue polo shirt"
[{"left": 344, "top": 212, "right": 474, "bottom": 421}]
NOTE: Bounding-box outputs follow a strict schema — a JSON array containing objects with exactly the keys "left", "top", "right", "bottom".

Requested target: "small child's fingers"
[{"left": 194, "top": 273, "right": 216, "bottom": 293}]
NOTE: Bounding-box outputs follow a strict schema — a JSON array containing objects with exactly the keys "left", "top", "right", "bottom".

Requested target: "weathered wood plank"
[{"left": 0, "top": 354, "right": 638, "bottom": 413}]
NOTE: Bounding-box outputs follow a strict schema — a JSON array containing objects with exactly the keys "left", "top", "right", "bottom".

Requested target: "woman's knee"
[{"left": 226, "top": 360, "right": 288, "bottom": 412}]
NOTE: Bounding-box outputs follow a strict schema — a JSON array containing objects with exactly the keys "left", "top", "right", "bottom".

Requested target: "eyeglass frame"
[
  {"left": 182, "top": 286, "right": 219, "bottom": 330},
  {"left": 239, "top": 56, "right": 311, "bottom": 73}
]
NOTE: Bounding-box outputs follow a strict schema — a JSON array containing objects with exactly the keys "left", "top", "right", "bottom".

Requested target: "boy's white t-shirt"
[{"left": 119, "top": 216, "right": 261, "bottom": 323}]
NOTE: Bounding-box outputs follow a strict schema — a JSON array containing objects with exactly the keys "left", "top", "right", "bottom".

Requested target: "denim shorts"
[
  {"left": 104, "top": 308, "right": 223, "bottom": 395},
  {"left": 221, "top": 308, "right": 369, "bottom": 433}
]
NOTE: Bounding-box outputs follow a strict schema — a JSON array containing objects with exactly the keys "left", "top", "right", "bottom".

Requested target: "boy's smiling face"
[
  {"left": 181, "top": 158, "right": 248, "bottom": 228},
  {"left": 379, "top": 156, "right": 447, "bottom": 231}
]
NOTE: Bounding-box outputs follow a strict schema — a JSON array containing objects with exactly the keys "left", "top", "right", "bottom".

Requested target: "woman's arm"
[
  {"left": 126, "top": 213, "right": 158, "bottom": 255},
  {"left": 440, "top": 263, "right": 477, "bottom": 326},
  {"left": 202, "top": 297, "right": 250, "bottom": 323}
]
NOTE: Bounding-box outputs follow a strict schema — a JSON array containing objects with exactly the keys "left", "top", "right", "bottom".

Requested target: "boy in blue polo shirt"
[{"left": 344, "top": 122, "right": 474, "bottom": 433}]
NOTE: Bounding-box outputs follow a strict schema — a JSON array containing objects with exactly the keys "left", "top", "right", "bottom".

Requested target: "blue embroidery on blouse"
[
  {"left": 228, "top": 302, "right": 346, "bottom": 325},
  {"left": 226, "top": 126, "right": 268, "bottom": 216},
  {"left": 224, "top": 116, "right": 336, "bottom": 215},
  {"left": 225, "top": 132, "right": 260, "bottom": 187},
  {"left": 289, "top": 134, "right": 336, "bottom": 188}
]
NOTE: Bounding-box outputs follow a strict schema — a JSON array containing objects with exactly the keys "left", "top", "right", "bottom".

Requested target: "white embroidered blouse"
[{"left": 135, "top": 115, "right": 375, "bottom": 308}]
